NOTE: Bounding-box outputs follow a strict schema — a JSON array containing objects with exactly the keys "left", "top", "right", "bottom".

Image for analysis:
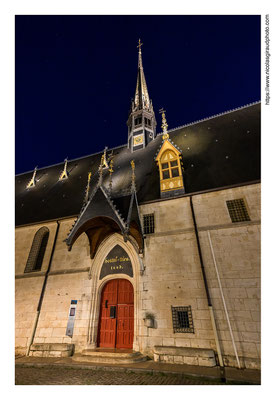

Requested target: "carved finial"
[
  {"left": 159, "top": 108, "right": 169, "bottom": 140},
  {"left": 109, "top": 158, "right": 114, "bottom": 174},
  {"left": 85, "top": 172, "right": 92, "bottom": 203},
  {"left": 131, "top": 160, "right": 136, "bottom": 189},
  {"left": 26, "top": 166, "right": 38, "bottom": 188},
  {"left": 108, "top": 158, "right": 114, "bottom": 194},
  {"left": 99, "top": 160, "right": 103, "bottom": 180},
  {"left": 59, "top": 157, "right": 69, "bottom": 180},
  {"left": 100, "top": 147, "right": 109, "bottom": 170}
]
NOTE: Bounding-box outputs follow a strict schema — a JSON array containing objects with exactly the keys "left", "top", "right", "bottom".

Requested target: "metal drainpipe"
[
  {"left": 26, "top": 220, "right": 60, "bottom": 356},
  {"left": 189, "top": 197, "right": 225, "bottom": 378},
  {"left": 207, "top": 230, "right": 241, "bottom": 369}
]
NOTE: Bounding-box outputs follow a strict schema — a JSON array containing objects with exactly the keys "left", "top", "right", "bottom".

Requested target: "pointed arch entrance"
[{"left": 97, "top": 279, "right": 134, "bottom": 349}]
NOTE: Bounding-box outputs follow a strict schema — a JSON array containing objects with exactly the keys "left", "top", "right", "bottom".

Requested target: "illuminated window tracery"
[
  {"left": 156, "top": 141, "right": 184, "bottom": 195},
  {"left": 161, "top": 151, "right": 181, "bottom": 180}
]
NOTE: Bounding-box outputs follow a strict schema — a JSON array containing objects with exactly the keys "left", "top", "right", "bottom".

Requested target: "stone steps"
[{"left": 72, "top": 350, "right": 148, "bottom": 364}]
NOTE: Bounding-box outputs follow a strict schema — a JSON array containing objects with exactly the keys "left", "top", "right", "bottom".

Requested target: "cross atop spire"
[{"left": 137, "top": 38, "right": 143, "bottom": 50}]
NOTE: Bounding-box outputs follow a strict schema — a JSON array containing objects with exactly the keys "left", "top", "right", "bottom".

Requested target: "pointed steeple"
[
  {"left": 127, "top": 40, "right": 156, "bottom": 152},
  {"left": 134, "top": 39, "right": 151, "bottom": 111}
]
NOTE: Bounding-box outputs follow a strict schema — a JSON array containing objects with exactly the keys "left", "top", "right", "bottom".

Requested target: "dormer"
[{"left": 155, "top": 111, "right": 185, "bottom": 198}]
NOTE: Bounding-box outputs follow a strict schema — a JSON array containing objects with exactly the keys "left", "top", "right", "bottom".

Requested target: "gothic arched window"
[{"left": 24, "top": 227, "right": 49, "bottom": 273}]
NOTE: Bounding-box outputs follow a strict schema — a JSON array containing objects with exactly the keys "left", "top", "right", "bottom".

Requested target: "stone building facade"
[{"left": 15, "top": 44, "right": 260, "bottom": 370}]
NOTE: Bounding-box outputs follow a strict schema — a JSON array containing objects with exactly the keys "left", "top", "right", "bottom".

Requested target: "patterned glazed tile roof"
[{"left": 15, "top": 102, "right": 260, "bottom": 226}]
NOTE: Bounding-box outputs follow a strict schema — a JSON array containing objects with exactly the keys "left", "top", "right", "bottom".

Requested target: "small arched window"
[{"left": 24, "top": 227, "right": 49, "bottom": 273}]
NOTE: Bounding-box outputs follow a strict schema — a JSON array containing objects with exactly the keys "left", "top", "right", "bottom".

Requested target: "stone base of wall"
[
  {"left": 223, "top": 355, "right": 261, "bottom": 370},
  {"left": 15, "top": 347, "right": 26, "bottom": 357},
  {"left": 153, "top": 346, "right": 216, "bottom": 367},
  {"left": 29, "top": 343, "right": 74, "bottom": 357}
]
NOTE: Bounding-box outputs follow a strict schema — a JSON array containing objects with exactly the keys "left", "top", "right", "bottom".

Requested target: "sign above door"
[{"left": 99, "top": 245, "right": 133, "bottom": 279}]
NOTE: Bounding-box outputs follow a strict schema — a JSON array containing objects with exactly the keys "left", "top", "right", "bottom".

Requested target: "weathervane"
[{"left": 159, "top": 108, "right": 169, "bottom": 140}]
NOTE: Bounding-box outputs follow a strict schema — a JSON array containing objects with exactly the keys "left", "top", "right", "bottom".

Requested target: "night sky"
[{"left": 15, "top": 15, "right": 260, "bottom": 175}]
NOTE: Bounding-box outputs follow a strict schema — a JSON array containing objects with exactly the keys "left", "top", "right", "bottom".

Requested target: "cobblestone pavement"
[{"left": 15, "top": 365, "right": 231, "bottom": 385}]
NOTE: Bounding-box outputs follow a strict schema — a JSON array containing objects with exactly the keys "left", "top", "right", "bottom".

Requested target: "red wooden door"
[
  {"left": 98, "top": 279, "right": 117, "bottom": 348},
  {"left": 116, "top": 304, "right": 134, "bottom": 349},
  {"left": 116, "top": 279, "right": 134, "bottom": 349},
  {"left": 98, "top": 279, "right": 134, "bottom": 349}
]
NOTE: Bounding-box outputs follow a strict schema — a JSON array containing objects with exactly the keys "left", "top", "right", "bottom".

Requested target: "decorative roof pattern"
[{"left": 15, "top": 102, "right": 260, "bottom": 227}]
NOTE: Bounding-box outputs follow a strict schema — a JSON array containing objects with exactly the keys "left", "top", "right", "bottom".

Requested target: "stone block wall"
[
  {"left": 139, "top": 197, "right": 216, "bottom": 356},
  {"left": 15, "top": 276, "right": 44, "bottom": 355},
  {"left": 15, "top": 183, "right": 260, "bottom": 368},
  {"left": 33, "top": 271, "right": 92, "bottom": 353},
  {"left": 153, "top": 346, "right": 216, "bottom": 367},
  {"left": 15, "top": 217, "right": 92, "bottom": 354},
  {"left": 139, "top": 183, "right": 260, "bottom": 368}
]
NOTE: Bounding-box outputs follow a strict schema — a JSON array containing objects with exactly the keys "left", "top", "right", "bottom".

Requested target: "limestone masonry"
[{"left": 15, "top": 42, "right": 260, "bottom": 370}]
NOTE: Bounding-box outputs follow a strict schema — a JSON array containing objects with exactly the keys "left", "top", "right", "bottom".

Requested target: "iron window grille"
[
  {"left": 171, "top": 306, "right": 194, "bottom": 333},
  {"left": 24, "top": 226, "right": 49, "bottom": 273},
  {"left": 226, "top": 198, "right": 250, "bottom": 223},
  {"left": 143, "top": 213, "right": 155, "bottom": 234}
]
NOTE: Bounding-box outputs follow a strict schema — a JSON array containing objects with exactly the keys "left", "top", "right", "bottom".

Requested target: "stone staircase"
[{"left": 72, "top": 348, "right": 148, "bottom": 364}]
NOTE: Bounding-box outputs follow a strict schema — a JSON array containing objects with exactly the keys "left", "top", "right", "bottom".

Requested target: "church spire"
[
  {"left": 127, "top": 40, "right": 156, "bottom": 152},
  {"left": 134, "top": 39, "right": 151, "bottom": 111}
]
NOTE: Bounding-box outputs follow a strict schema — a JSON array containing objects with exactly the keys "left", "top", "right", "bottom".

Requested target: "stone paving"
[{"left": 15, "top": 365, "right": 233, "bottom": 385}]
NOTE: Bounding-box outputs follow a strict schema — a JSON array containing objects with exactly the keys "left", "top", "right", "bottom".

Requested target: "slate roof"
[{"left": 15, "top": 102, "right": 261, "bottom": 227}]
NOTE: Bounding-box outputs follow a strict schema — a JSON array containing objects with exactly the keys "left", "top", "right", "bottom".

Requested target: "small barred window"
[
  {"left": 143, "top": 213, "right": 155, "bottom": 234},
  {"left": 24, "top": 227, "right": 49, "bottom": 273},
  {"left": 171, "top": 306, "right": 194, "bottom": 333},
  {"left": 226, "top": 199, "right": 250, "bottom": 223}
]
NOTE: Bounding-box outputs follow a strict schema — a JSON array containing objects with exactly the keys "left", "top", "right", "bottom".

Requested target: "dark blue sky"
[{"left": 15, "top": 15, "right": 260, "bottom": 175}]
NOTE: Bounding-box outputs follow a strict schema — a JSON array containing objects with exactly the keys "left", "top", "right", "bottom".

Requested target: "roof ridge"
[{"left": 157, "top": 100, "right": 261, "bottom": 136}]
